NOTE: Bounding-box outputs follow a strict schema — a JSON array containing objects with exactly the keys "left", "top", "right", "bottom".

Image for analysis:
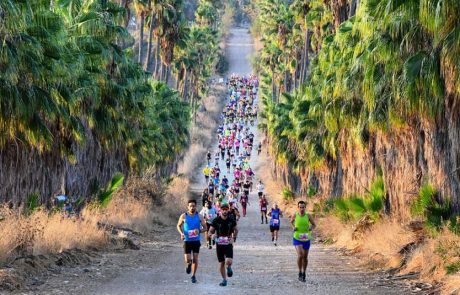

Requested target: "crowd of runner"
[{"left": 176, "top": 74, "right": 316, "bottom": 286}]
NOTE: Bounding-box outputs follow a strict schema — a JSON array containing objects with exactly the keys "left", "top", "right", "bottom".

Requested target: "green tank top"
[{"left": 293, "top": 212, "right": 311, "bottom": 241}]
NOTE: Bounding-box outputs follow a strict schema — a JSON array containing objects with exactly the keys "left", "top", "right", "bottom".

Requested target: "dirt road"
[{"left": 16, "top": 28, "right": 411, "bottom": 295}]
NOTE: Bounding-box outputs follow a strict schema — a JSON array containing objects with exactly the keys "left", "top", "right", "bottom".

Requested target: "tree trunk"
[
  {"left": 137, "top": 10, "right": 145, "bottom": 64},
  {"left": 349, "top": 0, "right": 358, "bottom": 17},
  {"left": 302, "top": 30, "right": 312, "bottom": 83},
  {"left": 271, "top": 70, "right": 276, "bottom": 102},
  {"left": 153, "top": 35, "right": 161, "bottom": 79},
  {"left": 165, "top": 65, "right": 171, "bottom": 86},
  {"left": 144, "top": 11, "right": 155, "bottom": 70},
  {"left": 123, "top": 0, "right": 131, "bottom": 28},
  {"left": 331, "top": 0, "right": 348, "bottom": 30}
]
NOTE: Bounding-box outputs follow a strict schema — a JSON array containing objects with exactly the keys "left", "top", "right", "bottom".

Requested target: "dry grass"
[{"left": 0, "top": 207, "right": 107, "bottom": 263}]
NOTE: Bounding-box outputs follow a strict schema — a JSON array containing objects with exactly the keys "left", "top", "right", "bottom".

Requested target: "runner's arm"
[
  {"left": 176, "top": 214, "right": 185, "bottom": 239},
  {"left": 199, "top": 214, "right": 207, "bottom": 233},
  {"left": 290, "top": 215, "right": 297, "bottom": 231},
  {"left": 232, "top": 225, "right": 239, "bottom": 242},
  {"left": 309, "top": 214, "right": 316, "bottom": 230}
]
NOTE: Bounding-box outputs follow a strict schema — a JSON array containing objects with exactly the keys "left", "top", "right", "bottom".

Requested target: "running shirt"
[
  {"left": 270, "top": 208, "right": 281, "bottom": 227},
  {"left": 183, "top": 212, "right": 201, "bottom": 241},
  {"left": 260, "top": 199, "right": 268, "bottom": 212},
  {"left": 200, "top": 207, "right": 218, "bottom": 224},
  {"left": 212, "top": 216, "right": 237, "bottom": 238},
  {"left": 293, "top": 212, "right": 311, "bottom": 241}
]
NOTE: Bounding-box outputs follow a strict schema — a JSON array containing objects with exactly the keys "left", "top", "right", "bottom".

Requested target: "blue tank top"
[
  {"left": 183, "top": 213, "right": 201, "bottom": 241},
  {"left": 270, "top": 208, "right": 281, "bottom": 226}
]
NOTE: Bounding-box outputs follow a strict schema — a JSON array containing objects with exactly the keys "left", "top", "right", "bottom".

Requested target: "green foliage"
[
  {"left": 332, "top": 177, "right": 384, "bottom": 222},
  {"left": 307, "top": 186, "right": 317, "bottom": 198},
  {"left": 97, "top": 173, "right": 124, "bottom": 208},
  {"left": 410, "top": 183, "right": 453, "bottom": 231},
  {"left": 282, "top": 187, "right": 294, "bottom": 201},
  {"left": 25, "top": 193, "right": 40, "bottom": 215},
  {"left": 253, "top": 0, "right": 460, "bottom": 174},
  {"left": 445, "top": 261, "right": 460, "bottom": 275},
  {"left": 0, "top": 0, "right": 190, "bottom": 173}
]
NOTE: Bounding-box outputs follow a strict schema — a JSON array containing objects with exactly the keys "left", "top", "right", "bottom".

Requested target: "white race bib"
[
  {"left": 188, "top": 229, "right": 199, "bottom": 238},
  {"left": 298, "top": 233, "right": 309, "bottom": 241},
  {"left": 261, "top": 207, "right": 267, "bottom": 211},
  {"left": 273, "top": 219, "right": 279, "bottom": 225},
  {"left": 217, "top": 237, "right": 230, "bottom": 245}
]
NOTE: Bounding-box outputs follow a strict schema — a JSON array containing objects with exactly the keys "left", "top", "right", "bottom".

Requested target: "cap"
[{"left": 220, "top": 202, "right": 229, "bottom": 209}]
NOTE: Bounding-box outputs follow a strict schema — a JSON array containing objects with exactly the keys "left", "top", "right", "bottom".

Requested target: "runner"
[
  {"left": 201, "top": 188, "right": 209, "bottom": 207},
  {"left": 256, "top": 180, "right": 264, "bottom": 199},
  {"left": 209, "top": 202, "right": 238, "bottom": 287},
  {"left": 259, "top": 195, "right": 268, "bottom": 224},
  {"left": 268, "top": 203, "right": 283, "bottom": 246},
  {"left": 200, "top": 200, "right": 218, "bottom": 249},
  {"left": 291, "top": 200, "right": 316, "bottom": 282},
  {"left": 239, "top": 193, "right": 249, "bottom": 217},
  {"left": 176, "top": 199, "right": 207, "bottom": 283},
  {"left": 203, "top": 165, "right": 211, "bottom": 183}
]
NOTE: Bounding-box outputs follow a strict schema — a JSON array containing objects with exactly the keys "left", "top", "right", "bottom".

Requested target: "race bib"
[
  {"left": 261, "top": 207, "right": 267, "bottom": 211},
  {"left": 188, "top": 229, "right": 199, "bottom": 238},
  {"left": 208, "top": 213, "right": 215, "bottom": 219},
  {"left": 298, "top": 233, "right": 309, "bottom": 241},
  {"left": 217, "top": 237, "right": 230, "bottom": 245},
  {"left": 273, "top": 219, "right": 279, "bottom": 225}
]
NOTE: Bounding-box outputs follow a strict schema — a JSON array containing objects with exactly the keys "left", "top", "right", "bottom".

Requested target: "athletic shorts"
[
  {"left": 292, "top": 238, "right": 311, "bottom": 250},
  {"left": 270, "top": 225, "right": 280, "bottom": 232},
  {"left": 184, "top": 241, "right": 201, "bottom": 254},
  {"left": 216, "top": 244, "right": 233, "bottom": 262},
  {"left": 258, "top": 192, "right": 263, "bottom": 197}
]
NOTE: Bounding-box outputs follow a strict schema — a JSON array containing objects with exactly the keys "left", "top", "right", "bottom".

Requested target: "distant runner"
[
  {"left": 209, "top": 202, "right": 238, "bottom": 287},
  {"left": 291, "top": 200, "right": 316, "bottom": 283},
  {"left": 259, "top": 195, "right": 268, "bottom": 224},
  {"left": 268, "top": 203, "right": 283, "bottom": 246},
  {"left": 176, "top": 199, "right": 207, "bottom": 283},
  {"left": 200, "top": 200, "right": 218, "bottom": 249}
]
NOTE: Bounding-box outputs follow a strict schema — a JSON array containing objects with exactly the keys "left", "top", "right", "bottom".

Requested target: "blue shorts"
[{"left": 293, "top": 238, "right": 311, "bottom": 250}]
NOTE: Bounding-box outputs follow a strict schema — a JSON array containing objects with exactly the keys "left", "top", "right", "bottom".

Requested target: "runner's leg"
[{"left": 192, "top": 252, "right": 199, "bottom": 276}]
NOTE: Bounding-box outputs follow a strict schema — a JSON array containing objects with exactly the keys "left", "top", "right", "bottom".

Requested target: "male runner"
[
  {"left": 256, "top": 180, "right": 264, "bottom": 199},
  {"left": 200, "top": 200, "right": 218, "bottom": 249},
  {"left": 176, "top": 199, "right": 207, "bottom": 283},
  {"left": 291, "top": 200, "right": 316, "bottom": 282},
  {"left": 268, "top": 203, "right": 283, "bottom": 246},
  {"left": 209, "top": 202, "right": 238, "bottom": 287}
]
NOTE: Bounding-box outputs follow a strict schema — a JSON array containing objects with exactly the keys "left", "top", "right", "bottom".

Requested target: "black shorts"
[
  {"left": 184, "top": 241, "right": 201, "bottom": 254},
  {"left": 258, "top": 192, "right": 263, "bottom": 197},
  {"left": 216, "top": 244, "right": 233, "bottom": 262},
  {"left": 270, "top": 225, "right": 280, "bottom": 232}
]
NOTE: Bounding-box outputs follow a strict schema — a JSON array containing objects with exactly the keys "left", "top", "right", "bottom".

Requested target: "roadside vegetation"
[
  {"left": 0, "top": 0, "right": 229, "bottom": 274},
  {"left": 250, "top": 0, "right": 460, "bottom": 292}
]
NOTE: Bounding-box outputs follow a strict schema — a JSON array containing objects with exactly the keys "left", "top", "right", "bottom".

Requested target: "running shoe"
[
  {"left": 302, "top": 273, "right": 306, "bottom": 283},
  {"left": 298, "top": 272, "right": 302, "bottom": 282},
  {"left": 191, "top": 276, "right": 197, "bottom": 283},
  {"left": 227, "top": 266, "right": 233, "bottom": 277},
  {"left": 219, "top": 279, "right": 228, "bottom": 287},
  {"left": 208, "top": 244, "right": 212, "bottom": 249},
  {"left": 185, "top": 263, "right": 192, "bottom": 274}
]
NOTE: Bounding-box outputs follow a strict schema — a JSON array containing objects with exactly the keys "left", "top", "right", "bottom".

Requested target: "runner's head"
[
  {"left": 187, "top": 199, "right": 197, "bottom": 213},
  {"left": 220, "top": 202, "right": 229, "bottom": 217},
  {"left": 297, "top": 200, "right": 306, "bottom": 214},
  {"left": 273, "top": 203, "right": 278, "bottom": 209},
  {"left": 206, "top": 200, "right": 213, "bottom": 209}
]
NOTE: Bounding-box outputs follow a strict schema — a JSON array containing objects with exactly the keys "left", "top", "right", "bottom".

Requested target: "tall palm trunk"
[
  {"left": 137, "top": 10, "right": 145, "bottom": 64},
  {"left": 331, "top": 0, "right": 348, "bottom": 30},
  {"left": 145, "top": 11, "right": 155, "bottom": 70},
  {"left": 271, "top": 68, "right": 276, "bottom": 102},
  {"left": 153, "top": 35, "right": 161, "bottom": 79},
  {"left": 302, "top": 30, "right": 312, "bottom": 84},
  {"left": 349, "top": 0, "right": 358, "bottom": 17}
]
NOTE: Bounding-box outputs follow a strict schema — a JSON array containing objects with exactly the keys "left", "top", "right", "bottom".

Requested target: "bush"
[
  {"left": 410, "top": 183, "right": 453, "bottom": 231},
  {"left": 97, "top": 173, "right": 125, "bottom": 208},
  {"left": 332, "top": 176, "right": 384, "bottom": 222},
  {"left": 282, "top": 187, "right": 294, "bottom": 201}
]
